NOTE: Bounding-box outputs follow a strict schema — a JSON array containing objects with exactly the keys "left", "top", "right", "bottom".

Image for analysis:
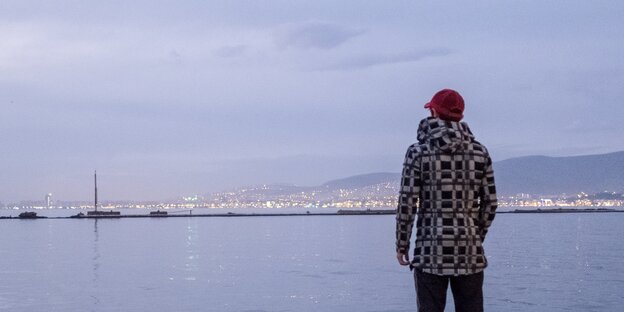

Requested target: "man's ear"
[{"left": 430, "top": 108, "right": 438, "bottom": 118}]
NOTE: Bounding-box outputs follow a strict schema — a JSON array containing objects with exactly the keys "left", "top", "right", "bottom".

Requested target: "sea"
[{"left": 0, "top": 209, "right": 622, "bottom": 312}]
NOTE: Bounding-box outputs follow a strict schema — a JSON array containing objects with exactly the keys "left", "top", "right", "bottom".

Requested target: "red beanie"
[{"left": 424, "top": 89, "right": 464, "bottom": 122}]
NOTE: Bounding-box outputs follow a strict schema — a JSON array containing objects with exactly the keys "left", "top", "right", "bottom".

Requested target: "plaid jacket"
[{"left": 396, "top": 117, "right": 497, "bottom": 276}]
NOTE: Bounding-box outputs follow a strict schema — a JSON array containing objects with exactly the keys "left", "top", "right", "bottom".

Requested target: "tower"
[
  {"left": 94, "top": 171, "right": 98, "bottom": 212},
  {"left": 45, "top": 193, "right": 52, "bottom": 208}
]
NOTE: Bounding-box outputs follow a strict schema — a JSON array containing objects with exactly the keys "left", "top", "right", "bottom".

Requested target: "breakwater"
[{"left": 2, "top": 208, "right": 624, "bottom": 220}]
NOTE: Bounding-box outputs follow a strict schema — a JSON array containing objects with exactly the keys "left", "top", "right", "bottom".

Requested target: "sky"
[{"left": 1, "top": 0, "right": 623, "bottom": 202}]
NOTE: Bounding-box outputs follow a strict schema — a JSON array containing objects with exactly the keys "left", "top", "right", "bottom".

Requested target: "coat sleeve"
[
  {"left": 478, "top": 155, "right": 498, "bottom": 241},
  {"left": 395, "top": 146, "right": 421, "bottom": 254}
]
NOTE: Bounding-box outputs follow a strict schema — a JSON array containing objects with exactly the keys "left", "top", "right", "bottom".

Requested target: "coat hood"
[{"left": 417, "top": 117, "right": 475, "bottom": 153}]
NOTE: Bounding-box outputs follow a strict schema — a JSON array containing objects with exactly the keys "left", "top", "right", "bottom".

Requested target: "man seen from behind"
[{"left": 395, "top": 89, "right": 498, "bottom": 312}]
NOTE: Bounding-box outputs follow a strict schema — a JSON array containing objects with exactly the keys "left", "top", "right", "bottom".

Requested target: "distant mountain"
[
  {"left": 320, "top": 151, "right": 624, "bottom": 196},
  {"left": 322, "top": 172, "right": 400, "bottom": 189},
  {"left": 494, "top": 151, "right": 624, "bottom": 195},
  {"left": 218, "top": 151, "right": 624, "bottom": 200}
]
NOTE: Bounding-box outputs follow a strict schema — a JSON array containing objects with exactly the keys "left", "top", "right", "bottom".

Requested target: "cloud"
[
  {"left": 323, "top": 48, "right": 454, "bottom": 70},
  {"left": 275, "top": 20, "right": 365, "bottom": 50},
  {"left": 213, "top": 45, "right": 247, "bottom": 58}
]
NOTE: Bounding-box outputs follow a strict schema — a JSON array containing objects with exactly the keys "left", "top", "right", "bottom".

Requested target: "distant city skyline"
[
  {"left": 2, "top": 1, "right": 624, "bottom": 201},
  {"left": 4, "top": 179, "right": 624, "bottom": 211}
]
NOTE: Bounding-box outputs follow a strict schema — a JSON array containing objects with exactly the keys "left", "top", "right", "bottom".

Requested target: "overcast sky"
[{"left": 1, "top": 1, "right": 623, "bottom": 202}]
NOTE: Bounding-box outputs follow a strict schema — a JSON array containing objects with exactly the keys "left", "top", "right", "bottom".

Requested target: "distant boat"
[
  {"left": 87, "top": 210, "right": 121, "bottom": 217},
  {"left": 149, "top": 210, "right": 168, "bottom": 216},
  {"left": 86, "top": 171, "right": 121, "bottom": 217},
  {"left": 18, "top": 212, "right": 39, "bottom": 219}
]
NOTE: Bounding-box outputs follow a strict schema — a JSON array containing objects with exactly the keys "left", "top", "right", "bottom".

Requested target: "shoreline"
[{"left": 1, "top": 208, "right": 624, "bottom": 220}]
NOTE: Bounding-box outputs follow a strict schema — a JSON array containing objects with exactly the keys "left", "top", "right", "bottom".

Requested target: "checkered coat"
[{"left": 395, "top": 117, "right": 497, "bottom": 276}]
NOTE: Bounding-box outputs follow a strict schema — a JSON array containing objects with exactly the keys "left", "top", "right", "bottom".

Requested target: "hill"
[
  {"left": 217, "top": 151, "right": 624, "bottom": 199},
  {"left": 319, "top": 151, "right": 624, "bottom": 195},
  {"left": 493, "top": 151, "right": 624, "bottom": 195},
  {"left": 321, "top": 172, "right": 400, "bottom": 189}
]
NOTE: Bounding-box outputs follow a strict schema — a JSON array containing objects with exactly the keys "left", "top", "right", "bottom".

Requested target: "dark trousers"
[{"left": 413, "top": 270, "right": 484, "bottom": 312}]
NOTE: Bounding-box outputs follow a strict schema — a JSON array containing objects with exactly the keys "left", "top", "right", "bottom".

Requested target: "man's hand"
[{"left": 397, "top": 251, "right": 410, "bottom": 266}]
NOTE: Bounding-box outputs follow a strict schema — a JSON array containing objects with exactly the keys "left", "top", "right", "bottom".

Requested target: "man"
[{"left": 395, "top": 89, "right": 497, "bottom": 312}]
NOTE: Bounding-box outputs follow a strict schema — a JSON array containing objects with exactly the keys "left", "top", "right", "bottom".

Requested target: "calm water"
[{"left": 0, "top": 213, "right": 622, "bottom": 311}]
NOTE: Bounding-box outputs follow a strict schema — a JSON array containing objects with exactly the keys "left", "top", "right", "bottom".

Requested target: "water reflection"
[
  {"left": 91, "top": 219, "right": 100, "bottom": 308},
  {"left": 184, "top": 218, "right": 198, "bottom": 281}
]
